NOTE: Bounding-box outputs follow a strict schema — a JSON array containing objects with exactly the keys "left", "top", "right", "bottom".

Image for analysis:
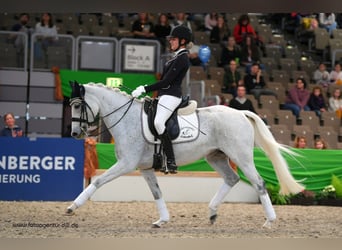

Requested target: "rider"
[{"left": 132, "top": 25, "right": 192, "bottom": 174}]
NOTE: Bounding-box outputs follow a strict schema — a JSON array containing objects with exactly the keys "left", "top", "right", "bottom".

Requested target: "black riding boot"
[{"left": 159, "top": 131, "right": 178, "bottom": 174}]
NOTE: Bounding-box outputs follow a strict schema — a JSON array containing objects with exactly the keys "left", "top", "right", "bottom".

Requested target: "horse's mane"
[{"left": 86, "top": 82, "right": 144, "bottom": 103}]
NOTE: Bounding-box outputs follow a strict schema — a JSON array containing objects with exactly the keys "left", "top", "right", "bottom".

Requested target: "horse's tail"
[{"left": 241, "top": 110, "right": 304, "bottom": 195}]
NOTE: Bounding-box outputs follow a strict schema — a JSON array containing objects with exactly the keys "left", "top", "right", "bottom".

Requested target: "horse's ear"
[
  {"left": 70, "top": 80, "right": 82, "bottom": 99},
  {"left": 79, "top": 84, "right": 85, "bottom": 98}
]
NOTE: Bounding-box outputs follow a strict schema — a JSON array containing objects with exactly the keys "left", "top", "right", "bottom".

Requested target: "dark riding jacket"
[{"left": 144, "top": 48, "right": 190, "bottom": 98}]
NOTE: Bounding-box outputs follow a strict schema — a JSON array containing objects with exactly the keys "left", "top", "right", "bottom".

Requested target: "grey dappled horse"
[{"left": 66, "top": 82, "right": 304, "bottom": 228}]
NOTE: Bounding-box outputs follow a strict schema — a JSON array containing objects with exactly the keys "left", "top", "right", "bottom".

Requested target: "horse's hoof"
[
  {"left": 209, "top": 214, "right": 217, "bottom": 225},
  {"left": 152, "top": 219, "right": 168, "bottom": 228},
  {"left": 262, "top": 219, "right": 274, "bottom": 229},
  {"left": 65, "top": 208, "right": 75, "bottom": 216}
]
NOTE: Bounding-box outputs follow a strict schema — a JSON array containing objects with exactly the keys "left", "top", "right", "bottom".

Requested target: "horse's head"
[{"left": 69, "top": 81, "right": 99, "bottom": 138}]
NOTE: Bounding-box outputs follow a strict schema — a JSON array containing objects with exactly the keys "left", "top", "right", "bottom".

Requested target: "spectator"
[
  {"left": 222, "top": 59, "right": 243, "bottom": 97},
  {"left": 329, "top": 62, "right": 342, "bottom": 85},
  {"left": 294, "top": 135, "right": 307, "bottom": 149},
  {"left": 233, "top": 14, "right": 257, "bottom": 45},
  {"left": 219, "top": 36, "right": 241, "bottom": 68},
  {"left": 244, "top": 62, "right": 276, "bottom": 102},
  {"left": 170, "top": 13, "right": 192, "bottom": 31},
  {"left": 34, "top": 13, "right": 58, "bottom": 59},
  {"left": 10, "top": 13, "right": 33, "bottom": 50},
  {"left": 229, "top": 85, "right": 257, "bottom": 113},
  {"left": 35, "top": 13, "right": 58, "bottom": 39},
  {"left": 313, "top": 62, "right": 331, "bottom": 88},
  {"left": 308, "top": 86, "right": 327, "bottom": 118},
  {"left": 229, "top": 85, "right": 268, "bottom": 124},
  {"left": 131, "top": 12, "right": 155, "bottom": 39},
  {"left": 204, "top": 12, "right": 218, "bottom": 34},
  {"left": 283, "top": 77, "right": 311, "bottom": 117},
  {"left": 318, "top": 13, "right": 337, "bottom": 36},
  {"left": 328, "top": 87, "right": 342, "bottom": 119},
  {"left": 210, "top": 14, "right": 230, "bottom": 44},
  {"left": 239, "top": 34, "right": 261, "bottom": 68},
  {"left": 154, "top": 13, "right": 172, "bottom": 53},
  {"left": 314, "top": 138, "right": 327, "bottom": 149},
  {"left": 1, "top": 113, "right": 24, "bottom": 137}
]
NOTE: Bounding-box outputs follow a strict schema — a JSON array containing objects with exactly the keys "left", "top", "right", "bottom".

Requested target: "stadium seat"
[
  {"left": 271, "top": 69, "right": 290, "bottom": 84},
  {"left": 298, "top": 111, "right": 320, "bottom": 131},
  {"left": 279, "top": 58, "right": 298, "bottom": 78},
  {"left": 204, "top": 79, "right": 221, "bottom": 96},
  {"left": 208, "top": 66, "right": 225, "bottom": 86},
  {"left": 259, "top": 95, "right": 279, "bottom": 114},
  {"left": 269, "top": 125, "right": 292, "bottom": 145},
  {"left": 260, "top": 57, "right": 277, "bottom": 76},
  {"left": 276, "top": 109, "right": 296, "bottom": 131},
  {"left": 320, "top": 112, "right": 341, "bottom": 133},
  {"left": 189, "top": 65, "right": 207, "bottom": 81}
]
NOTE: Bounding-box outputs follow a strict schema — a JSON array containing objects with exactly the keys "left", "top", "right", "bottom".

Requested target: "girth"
[{"left": 143, "top": 96, "right": 189, "bottom": 140}]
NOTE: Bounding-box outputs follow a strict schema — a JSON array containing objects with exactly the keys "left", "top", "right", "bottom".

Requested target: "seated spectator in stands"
[
  {"left": 318, "top": 13, "right": 337, "bottom": 36},
  {"left": 222, "top": 59, "right": 243, "bottom": 97},
  {"left": 308, "top": 86, "right": 327, "bottom": 118},
  {"left": 229, "top": 85, "right": 268, "bottom": 124},
  {"left": 204, "top": 12, "right": 218, "bottom": 34},
  {"left": 154, "top": 13, "right": 172, "bottom": 53},
  {"left": 313, "top": 62, "right": 331, "bottom": 88},
  {"left": 229, "top": 85, "right": 257, "bottom": 113},
  {"left": 210, "top": 14, "right": 230, "bottom": 44},
  {"left": 1, "top": 113, "right": 23, "bottom": 137},
  {"left": 131, "top": 12, "right": 155, "bottom": 39},
  {"left": 294, "top": 135, "right": 307, "bottom": 149},
  {"left": 219, "top": 36, "right": 241, "bottom": 68},
  {"left": 244, "top": 62, "right": 276, "bottom": 101},
  {"left": 233, "top": 14, "right": 257, "bottom": 45},
  {"left": 314, "top": 138, "right": 327, "bottom": 149},
  {"left": 283, "top": 78, "right": 310, "bottom": 118},
  {"left": 283, "top": 77, "right": 311, "bottom": 117},
  {"left": 10, "top": 13, "right": 34, "bottom": 50},
  {"left": 329, "top": 62, "right": 342, "bottom": 85},
  {"left": 239, "top": 35, "right": 261, "bottom": 69},
  {"left": 328, "top": 87, "right": 342, "bottom": 119},
  {"left": 170, "top": 13, "right": 192, "bottom": 31}
]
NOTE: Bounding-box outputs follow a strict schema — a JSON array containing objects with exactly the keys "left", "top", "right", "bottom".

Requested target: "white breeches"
[{"left": 154, "top": 95, "right": 182, "bottom": 135}]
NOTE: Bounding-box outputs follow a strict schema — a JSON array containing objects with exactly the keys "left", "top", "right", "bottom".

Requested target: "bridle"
[{"left": 70, "top": 95, "right": 134, "bottom": 137}]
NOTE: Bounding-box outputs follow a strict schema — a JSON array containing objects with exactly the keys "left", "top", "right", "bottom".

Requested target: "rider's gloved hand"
[{"left": 132, "top": 85, "right": 146, "bottom": 98}]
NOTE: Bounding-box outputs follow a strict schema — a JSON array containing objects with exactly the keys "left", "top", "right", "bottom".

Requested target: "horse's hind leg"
[
  {"left": 231, "top": 152, "right": 276, "bottom": 228},
  {"left": 205, "top": 150, "right": 240, "bottom": 224},
  {"left": 140, "top": 168, "right": 169, "bottom": 228}
]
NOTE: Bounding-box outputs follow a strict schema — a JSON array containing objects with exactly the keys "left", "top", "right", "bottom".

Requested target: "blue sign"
[{"left": 0, "top": 137, "right": 84, "bottom": 201}]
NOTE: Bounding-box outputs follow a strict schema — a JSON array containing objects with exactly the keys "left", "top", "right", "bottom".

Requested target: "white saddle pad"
[{"left": 141, "top": 103, "right": 200, "bottom": 144}]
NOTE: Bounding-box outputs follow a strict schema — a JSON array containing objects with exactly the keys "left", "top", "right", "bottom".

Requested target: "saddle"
[{"left": 143, "top": 96, "right": 190, "bottom": 140}]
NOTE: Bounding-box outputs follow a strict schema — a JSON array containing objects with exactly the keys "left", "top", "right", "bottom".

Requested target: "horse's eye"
[{"left": 74, "top": 104, "right": 80, "bottom": 109}]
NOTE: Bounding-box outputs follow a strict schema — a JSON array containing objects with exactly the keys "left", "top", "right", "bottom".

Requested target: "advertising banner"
[{"left": 0, "top": 137, "right": 84, "bottom": 201}]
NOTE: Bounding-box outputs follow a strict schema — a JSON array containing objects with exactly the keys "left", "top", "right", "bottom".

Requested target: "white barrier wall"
[{"left": 90, "top": 172, "right": 259, "bottom": 203}]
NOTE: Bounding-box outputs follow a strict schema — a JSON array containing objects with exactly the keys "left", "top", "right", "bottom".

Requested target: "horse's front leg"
[
  {"left": 66, "top": 160, "right": 137, "bottom": 215},
  {"left": 140, "top": 168, "right": 169, "bottom": 228}
]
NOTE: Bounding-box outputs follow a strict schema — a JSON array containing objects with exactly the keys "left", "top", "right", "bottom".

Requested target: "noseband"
[{"left": 70, "top": 97, "right": 99, "bottom": 126}]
